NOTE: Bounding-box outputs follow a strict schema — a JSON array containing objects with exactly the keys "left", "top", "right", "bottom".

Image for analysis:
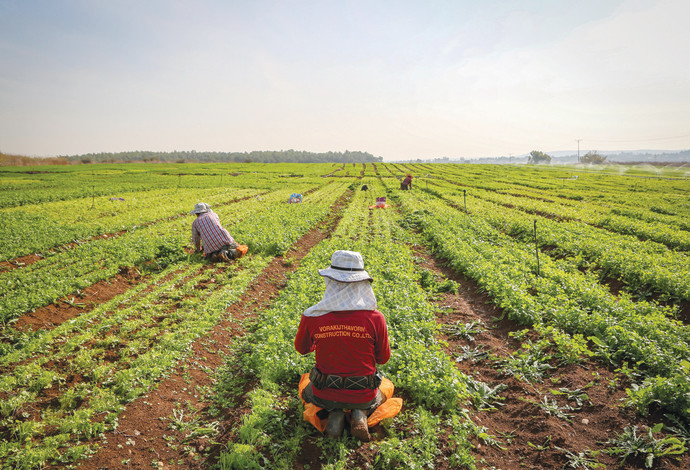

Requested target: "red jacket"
[{"left": 295, "top": 309, "right": 390, "bottom": 403}]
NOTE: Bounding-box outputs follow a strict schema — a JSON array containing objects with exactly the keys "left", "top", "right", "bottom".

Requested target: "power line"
[{"left": 584, "top": 134, "right": 690, "bottom": 144}]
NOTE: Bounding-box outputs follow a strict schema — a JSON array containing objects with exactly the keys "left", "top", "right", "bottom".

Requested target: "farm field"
[{"left": 0, "top": 161, "right": 688, "bottom": 469}]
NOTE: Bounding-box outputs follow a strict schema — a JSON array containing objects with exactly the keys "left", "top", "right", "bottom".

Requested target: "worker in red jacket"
[
  {"left": 400, "top": 174, "right": 413, "bottom": 190},
  {"left": 295, "top": 250, "right": 390, "bottom": 441}
]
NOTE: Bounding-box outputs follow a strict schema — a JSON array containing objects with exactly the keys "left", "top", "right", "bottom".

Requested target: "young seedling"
[
  {"left": 454, "top": 345, "right": 491, "bottom": 363},
  {"left": 527, "top": 435, "right": 552, "bottom": 452},
  {"left": 535, "top": 396, "right": 574, "bottom": 422},
  {"left": 443, "top": 320, "right": 485, "bottom": 341},
  {"left": 663, "top": 413, "right": 690, "bottom": 441},
  {"left": 466, "top": 378, "right": 507, "bottom": 411},
  {"left": 604, "top": 423, "right": 686, "bottom": 469},
  {"left": 500, "top": 351, "right": 554, "bottom": 383},
  {"left": 554, "top": 446, "right": 604, "bottom": 469},
  {"left": 550, "top": 386, "right": 592, "bottom": 410}
]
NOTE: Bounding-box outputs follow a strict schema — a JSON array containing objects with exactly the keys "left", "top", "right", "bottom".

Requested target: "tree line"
[
  {"left": 66, "top": 149, "right": 383, "bottom": 164},
  {"left": 528, "top": 150, "right": 607, "bottom": 164}
]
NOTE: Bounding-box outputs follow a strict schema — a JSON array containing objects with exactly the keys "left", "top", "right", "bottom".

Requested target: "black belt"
[{"left": 309, "top": 366, "right": 382, "bottom": 391}]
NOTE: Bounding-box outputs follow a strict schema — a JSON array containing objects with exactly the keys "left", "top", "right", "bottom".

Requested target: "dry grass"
[{"left": 0, "top": 152, "right": 69, "bottom": 166}]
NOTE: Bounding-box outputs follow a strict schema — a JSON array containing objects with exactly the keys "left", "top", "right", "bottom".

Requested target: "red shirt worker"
[
  {"left": 400, "top": 174, "right": 413, "bottom": 190},
  {"left": 295, "top": 250, "right": 390, "bottom": 441}
]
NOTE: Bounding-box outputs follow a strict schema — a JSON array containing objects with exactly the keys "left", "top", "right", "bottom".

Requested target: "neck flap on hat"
[{"left": 303, "top": 278, "right": 377, "bottom": 317}]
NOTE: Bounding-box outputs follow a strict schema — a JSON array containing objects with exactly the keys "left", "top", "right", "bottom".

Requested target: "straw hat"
[
  {"left": 190, "top": 202, "right": 212, "bottom": 214},
  {"left": 318, "top": 250, "right": 373, "bottom": 283}
]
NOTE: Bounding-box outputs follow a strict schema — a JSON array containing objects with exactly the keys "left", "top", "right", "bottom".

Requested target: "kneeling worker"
[
  {"left": 295, "top": 250, "right": 390, "bottom": 441},
  {"left": 190, "top": 202, "right": 245, "bottom": 262},
  {"left": 400, "top": 174, "right": 413, "bottom": 190}
]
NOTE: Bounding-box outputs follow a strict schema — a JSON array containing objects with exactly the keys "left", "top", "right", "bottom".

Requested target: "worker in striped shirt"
[{"left": 190, "top": 202, "right": 240, "bottom": 262}]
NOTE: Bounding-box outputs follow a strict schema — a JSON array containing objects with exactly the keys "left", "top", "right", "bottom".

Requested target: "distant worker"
[
  {"left": 400, "top": 174, "right": 413, "bottom": 190},
  {"left": 368, "top": 197, "right": 389, "bottom": 209},
  {"left": 295, "top": 250, "right": 391, "bottom": 441},
  {"left": 190, "top": 202, "right": 246, "bottom": 262},
  {"left": 289, "top": 193, "right": 303, "bottom": 203}
]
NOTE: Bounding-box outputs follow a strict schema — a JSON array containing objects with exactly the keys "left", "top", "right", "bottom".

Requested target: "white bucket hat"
[
  {"left": 190, "top": 202, "right": 212, "bottom": 214},
  {"left": 318, "top": 250, "right": 373, "bottom": 283}
]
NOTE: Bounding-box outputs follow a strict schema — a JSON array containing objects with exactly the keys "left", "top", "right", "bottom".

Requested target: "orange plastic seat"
[
  {"left": 298, "top": 373, "right": 403, "bottom": 432},
  {"left": 236, "top": 245, "right": 248, "bottom": 258}
]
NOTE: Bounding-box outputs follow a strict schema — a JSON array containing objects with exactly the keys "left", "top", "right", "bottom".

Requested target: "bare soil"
[{"left": 12, "top": 266, "right": 143, "bottom": 332}]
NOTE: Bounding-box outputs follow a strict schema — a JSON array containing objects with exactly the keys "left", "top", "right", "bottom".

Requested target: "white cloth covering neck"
[{"left": 303, "top": 278, "right": 377, "bottom": 317}]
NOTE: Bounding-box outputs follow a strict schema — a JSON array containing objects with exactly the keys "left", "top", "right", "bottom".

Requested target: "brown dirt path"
[{"left": 12, "top": 266, "right": 144, "bottom": 332}]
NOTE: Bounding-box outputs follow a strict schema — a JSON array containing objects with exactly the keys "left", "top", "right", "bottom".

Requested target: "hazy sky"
[{"left": 1, "top": 0, "right": 689, "bottom": 160}]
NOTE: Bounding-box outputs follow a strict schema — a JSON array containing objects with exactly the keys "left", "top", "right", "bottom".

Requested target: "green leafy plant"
[
  {"left": 454, "top": 345, "right": 490, "bottom": 363},
  {"left": 554, "top": 446, "right": 604, "bottom": 469},
  {"left": 500, "top": 351, "right": 554, "bottom": 383},
  {"left": 465, "top": 378, "right": 507, "bottom": 411},
  {"left": 443, "top": 320, "right": 485, "bottom": 341},
  {"left": 533, "top": 396, "right": 574, "bottom": 422},
  {"left": 219, "top": 443, "right": 264, "bottom": 470},
  {"left": 527, "top": 435, "right": 552, "bottom": 452},
  {"left": 663, "top": 413, "right": 690, "bottom": 442},
  {"left": 604, "top": 423, "right": 686, "bottom": 468},
  {"left": 550, "top": 386, "right": 592, "bottom": 410},
  {"left": 418, "top": 269, "right": 458, "bottom": 294}
]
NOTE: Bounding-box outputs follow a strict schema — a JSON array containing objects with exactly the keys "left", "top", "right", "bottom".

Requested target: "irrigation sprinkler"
[
  {"left": 463, "top": 190, "right": 467, "bottom": 213},
  {"left": 534, "top": 220, "right": 540, "bottom": 276},
  {"left": 178, "top": 173, "right": 181, "bottom": 188}
]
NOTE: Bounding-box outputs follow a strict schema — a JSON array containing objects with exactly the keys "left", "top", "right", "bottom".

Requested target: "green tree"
[
  {"left": 527, "top": 150, "right": 551, "bottom": 164},
  {"left": 581, "top": 151, "right": 607, "bottom": 164}
]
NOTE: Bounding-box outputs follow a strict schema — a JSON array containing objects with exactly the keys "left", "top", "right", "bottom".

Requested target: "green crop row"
[
  {"left": 0, "top": 162, "right": 336, "bottom": 208},
  {"left": 215, "top": 180, "right": 479, "bottom": 468},
  {"left": 387, "top": 182, "right": 690, "bottom": 425},
  {"left": 0, "top": 187, "right": 261, "bottom": 261},
  {"left": 426, "top": 181, "right": 690, "bottom": 303},
  {"left": 0, "top": 184, "right": 349, "bottom": 325},
  {"left": 0, "top": 258, "right": 270, "bottom": 468},
  {"left": 0, "top": 190, "right": 280, "bottom": 324},
  {"left": 497, "top": 183, "right": 690, "bottom": 232},
  {"left": 0, "top": 183, "right": 347, "bottom": 469},
  {"left": 424, "top": 164, "right": 690, "bottom": 221},
  {"left": 433, "top": 179, "right": 690, "bottom": 251}
]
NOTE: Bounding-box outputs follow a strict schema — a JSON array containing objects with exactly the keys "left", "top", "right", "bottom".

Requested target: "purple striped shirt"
[{"left": 192, "top": 212, "right": 236, "bottom": 255}]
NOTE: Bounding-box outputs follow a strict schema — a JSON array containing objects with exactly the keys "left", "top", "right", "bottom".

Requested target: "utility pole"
[{"left": 576, "top": 139, "right": 582, "bottom": 163}]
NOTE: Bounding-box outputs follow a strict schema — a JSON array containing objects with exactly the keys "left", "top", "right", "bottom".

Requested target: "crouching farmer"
[
  {"left": 295, "top": 250, "right": 391, "bottom": 441},
  {"left": 190, "top": 203, "right": 246, "bottom": 262},
  {"left": 400, "top": 174, "right": 413, "bottom": 190}
]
